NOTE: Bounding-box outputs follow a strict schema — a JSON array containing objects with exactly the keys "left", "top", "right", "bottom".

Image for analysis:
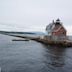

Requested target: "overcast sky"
[{"left": 0, "top": 0, "right": 72, "bottom": 35}]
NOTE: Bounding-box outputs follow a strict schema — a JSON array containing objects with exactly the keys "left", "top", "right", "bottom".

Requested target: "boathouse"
[{"left": 46, "top": 19, "right": 67, "bottom": 41}]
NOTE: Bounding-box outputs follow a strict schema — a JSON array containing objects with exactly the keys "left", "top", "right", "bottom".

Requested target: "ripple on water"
[{"left": 0, "top": 34, "right": 72, "bottom": 72}]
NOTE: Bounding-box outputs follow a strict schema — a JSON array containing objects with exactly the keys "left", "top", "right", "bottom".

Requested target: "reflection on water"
[
  {"left": 45, "top": 46, "right": 65, "bottom": 67},
  {"left": 0, "top": 34, "right": 72, "bottom": 72}
]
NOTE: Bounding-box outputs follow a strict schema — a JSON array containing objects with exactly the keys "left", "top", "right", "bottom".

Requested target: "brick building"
[{"left": 46, "top": 19, "right": 67, "bottom": 41}]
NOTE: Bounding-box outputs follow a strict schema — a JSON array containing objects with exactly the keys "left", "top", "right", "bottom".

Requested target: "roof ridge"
[{"left": 53, "top": 26, "right": 62, "bottom": 32}]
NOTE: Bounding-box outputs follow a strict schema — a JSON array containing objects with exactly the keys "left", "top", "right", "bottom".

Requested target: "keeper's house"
[{"left": 46, "top": 19, "right": 67, "bottom": 41}]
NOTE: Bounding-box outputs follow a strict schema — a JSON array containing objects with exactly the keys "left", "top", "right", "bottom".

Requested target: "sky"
[{"left": 0, "top": 0, "right": 72, "bottom": 35}]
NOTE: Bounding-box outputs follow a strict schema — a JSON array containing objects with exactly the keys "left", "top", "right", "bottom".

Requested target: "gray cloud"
[{"left": 0, "top": 0, "right": 72, "bottom": 34}]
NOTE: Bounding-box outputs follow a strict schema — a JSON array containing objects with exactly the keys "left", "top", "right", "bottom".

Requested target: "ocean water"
[{"left": 0, "top": 34, "right": 72, "bottom": 72}]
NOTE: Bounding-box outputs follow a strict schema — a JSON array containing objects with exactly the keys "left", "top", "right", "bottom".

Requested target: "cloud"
[
  {"left": 65, "top": 26, "right": 72, "bottom": 35},
  {"left": 0, "top": 0, "right": 72, "bottom": 35}
]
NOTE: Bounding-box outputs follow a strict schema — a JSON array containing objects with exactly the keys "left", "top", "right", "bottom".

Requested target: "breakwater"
[{"left": 10, "top": 34, "right": 72, "bottom": 47}]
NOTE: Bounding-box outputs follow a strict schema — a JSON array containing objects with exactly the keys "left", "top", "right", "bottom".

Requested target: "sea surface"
[{"left": 0, "top": 34, "right": 72, "bottom": 72}]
